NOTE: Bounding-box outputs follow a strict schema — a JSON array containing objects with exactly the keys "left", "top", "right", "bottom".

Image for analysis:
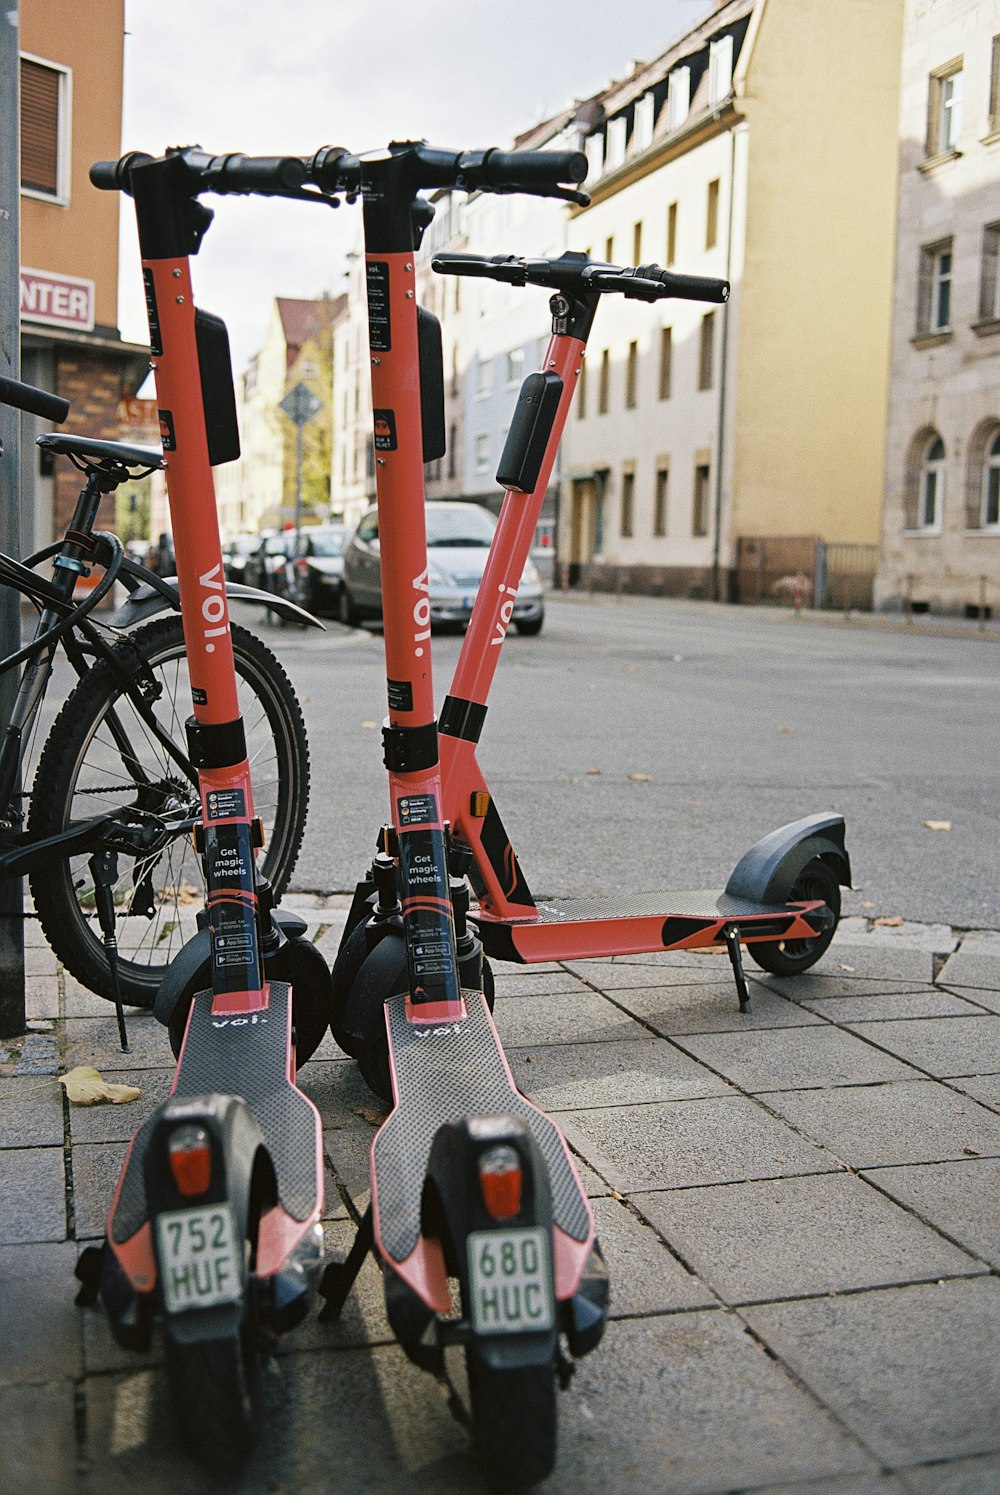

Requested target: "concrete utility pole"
[{"left": 0, "top": 1, "right": 26, "bottom": 1035}]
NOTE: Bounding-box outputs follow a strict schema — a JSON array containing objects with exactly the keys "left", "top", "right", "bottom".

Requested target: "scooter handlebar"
[
  {"left": 90, "top": 149, "right": 307, "bottom": 197},
  {"left": 0, "top": 374, "right": 70, "bottom": 424},
  {"left": 632, "top": 264, "right": 730, "bottom": 303}
]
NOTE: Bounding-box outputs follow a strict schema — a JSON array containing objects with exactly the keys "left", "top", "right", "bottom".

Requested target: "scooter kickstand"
[
  {"left": 318, "top": 1202, "right": 374, "bottom": 1322},
  {"left": 722, "top": 924, "right": 752, "bottom": 1012}
]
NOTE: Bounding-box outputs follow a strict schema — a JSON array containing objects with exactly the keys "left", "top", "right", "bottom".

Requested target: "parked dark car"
[
  {"left": 339, "top": 501, "right": 544, "bottom": 634},
  {"left": 286, "top": 524, "right": 349, "bottom": 614},
  {"left": 243, "top": 531, "right": 293, "bottom": 596},
  {"left": 222, "top": 532, "right": 258, "bottom": 583}
]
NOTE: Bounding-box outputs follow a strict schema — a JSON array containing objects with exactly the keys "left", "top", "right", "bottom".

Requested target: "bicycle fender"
[
  {"left": 106, "top": 579, "right": 325, "bottom": 631},
  {"left": 724, "top": 813, "right": 851, "bottom": 904}
]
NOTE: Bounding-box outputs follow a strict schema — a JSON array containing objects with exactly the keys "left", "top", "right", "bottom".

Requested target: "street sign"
[{"left": 279, "top": 382, "right": 322, "bottom": 428}]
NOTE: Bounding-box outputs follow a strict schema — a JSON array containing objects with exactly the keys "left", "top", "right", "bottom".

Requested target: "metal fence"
[{"left": 734, "top": 535, "right": 878, "bottom": 611}]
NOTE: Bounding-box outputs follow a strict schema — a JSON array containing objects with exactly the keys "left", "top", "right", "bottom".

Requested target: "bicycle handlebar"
[
  {"left": 90, "top": 149, "right": 307, "bottom": 197},
  {"left": 0, "top": 374, "right": 70, "bottom": 424},
  {"left": 432, "top": 252, "right": 729, "bottom": 304}
]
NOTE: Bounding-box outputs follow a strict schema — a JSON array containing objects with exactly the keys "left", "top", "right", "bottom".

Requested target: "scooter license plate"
[
  {"left": 156, "top": 1203, "right": 243, "bottom": 1314},
  {"left": 467, "top": 1227, "right": 555, "bottom": 1336}
]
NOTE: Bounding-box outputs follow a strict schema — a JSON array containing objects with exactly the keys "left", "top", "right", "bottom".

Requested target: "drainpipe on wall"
[{"left": 711, "top": 119, "right": 738, "bottom": 603}]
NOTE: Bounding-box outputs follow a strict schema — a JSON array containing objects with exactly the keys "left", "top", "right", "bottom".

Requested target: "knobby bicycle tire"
[{"left": 28, "top": 615, "right": 309, "bottom": 1009}]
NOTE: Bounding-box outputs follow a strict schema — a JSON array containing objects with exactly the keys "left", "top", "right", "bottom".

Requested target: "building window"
[
  {"left": 709, "top": 34, "right": 734, "bottom": 104},
  {"left": 698, "top": 312, "right": 716, "bottom": 390},
  {"left": 633, "top": 221, "right": 643, "bottom": 265},
  {"left": 585, "top": 133, "right": 604, "bottom": 181},
  {"left": 654, "top": 464, "right": 669, "bottom": 536},
  {"left": 917, "top": 434, "right": 946, "bottom": 529},
  {"left": 620, "top": 467, "right": 635, "bottom": 538},
  {"left": 918, "top": 240, "right": 953, "bottom": 334},
  {"left": 447, "top": 424, "right": 457, "bottom": 480},
  {"left": 506, "top": 347, "right": 525, "bottom": 384},
  {"left": 693, "top": 463, "right": 711, "bottom": 537},
  {"left": 706, "top": 179, "right": 720, "bottom": 251},
  {"left": 990, "top": 36, "right": 1000, "bottom": 134},
  {"left": 979, "top": 223, "right": 1000, "bottom": 324},
  {"left": 667, "top": 67, "right": 690, "bottom": 131},
  {"left": 605, "top": 235, "right": 615, "bottom": 264},
  {"left": 968, "top": 424, "right": 1000, "bottom": 528},
  {"left": 633, "top": 94, "right": 655, "bottom": 153},
  {"left": 598, "top": 349, "right": 610, "bottom": 414},
  {"left": 20, "top": 54, "right": 70, "bottom": 201},
  {"left": 984, "top": 430, "right": 1000, "bottom": 527},
  {"left": 666, "top": 202, "right": 678, "bottom": 266},
  {"left": 926, "top": 61, "right": 963, "bottom": 156},
  {"left": 625, "top": 341, "right": 638, "bottom": 408},
  {"left": 475, "top": 433, "right": 490, "bottom": 473},
  {"left": 477, "top": 356, "right": 492, "bottom": 396},
  {"left": 659, "top": 327, "right": 672, "bottom": 400},
  {"left": 606, "top": 116, "right": 627, "bottom": 172}
]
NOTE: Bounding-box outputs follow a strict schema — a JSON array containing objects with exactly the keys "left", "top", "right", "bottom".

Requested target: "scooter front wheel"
[
  {"left": 746, "top": 857, "right": 841, "bottom": 977},
  {"left": 464, "top": 1352, "right": 558, "bottom": 1490},
  {"left": 165, "top": 1320, "right": 261, "bottom": 1470}
]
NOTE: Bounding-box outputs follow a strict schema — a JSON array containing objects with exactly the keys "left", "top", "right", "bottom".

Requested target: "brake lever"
[{"left": 490, "top": 183, "right": 591, "bottom": 207}]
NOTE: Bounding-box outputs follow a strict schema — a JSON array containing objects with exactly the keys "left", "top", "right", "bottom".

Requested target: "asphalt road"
[{"left": 235, "top": 592, "right": 1000, "bottom": 932}]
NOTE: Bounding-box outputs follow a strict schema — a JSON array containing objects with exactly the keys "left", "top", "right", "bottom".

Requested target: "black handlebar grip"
[
  {"left": 206, "top": 153, "right": 307, "bottom": 191},
  {"left": 0, "top": 374, "right": 70, "bottom": 423},
  {"left": 89, "top": 152, "right": 153, "bottom": 192},
  {"left": 637, "top": 264, "right": 729, "bottom": 303},
  {"left": 480, "top": 149, "right": 587, "bottom": 188}
]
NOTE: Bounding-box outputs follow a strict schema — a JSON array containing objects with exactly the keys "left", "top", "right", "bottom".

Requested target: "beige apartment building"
[
  {"left": 562, "top": 0, "right": 903, "bottom": 600},
  {"left": 18, "top": 0, "right": 147, "bottom": 552},
  {"left": 875, "top": 0, "right": 1000, "bottom": 616}
]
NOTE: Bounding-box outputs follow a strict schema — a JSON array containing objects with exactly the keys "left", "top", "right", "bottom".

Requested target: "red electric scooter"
[{"left": 76, "top": 148, "right": 335, "bottom": 1469}]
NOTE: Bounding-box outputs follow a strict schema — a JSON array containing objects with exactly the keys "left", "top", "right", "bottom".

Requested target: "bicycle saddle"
[{"left": 36, "top": 433, "right": 164, "bottom": 471}]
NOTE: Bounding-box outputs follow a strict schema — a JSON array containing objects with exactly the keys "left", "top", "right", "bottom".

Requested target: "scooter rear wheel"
[
  {"left": 464, "top": 1352, "right": 558, "bottom": 1490},
  {"left": 746, "top": 857, "right": 841, "bottom": 977},
  {"left": 165, "top": 1319, "right": 261, "bottom": 1470}
]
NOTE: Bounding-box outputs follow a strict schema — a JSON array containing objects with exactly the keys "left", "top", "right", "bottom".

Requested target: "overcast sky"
[{"left": 118, "top": 0, "right": 713, "bottom": 369}]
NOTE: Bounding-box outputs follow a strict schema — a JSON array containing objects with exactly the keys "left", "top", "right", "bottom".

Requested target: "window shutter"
[{"left": 21, "top": 58, "right": 60, "bottom": 194}]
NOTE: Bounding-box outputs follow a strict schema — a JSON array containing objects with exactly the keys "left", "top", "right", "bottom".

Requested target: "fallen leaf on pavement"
[
  {"left": 586, "top": 766, "right": 602, "bottom": 775},
  {"left": 352, "top": 1105, "right": 388, "bottom": 1126},
  {"left": 964, "top": 1146, "right": 981, "bottom": 1156},
  {"left": 923, "top": 820, "right": 952, "bottom": 831},
  {"left": 875, "top": 916, "right": 904, "bottom": 927},
  {"left": 59, "top": 1066, "right": 142, "bottom": 1106},
  {"left": 627, "top": 773, "right": 652, "bottom": 782},
  {"left": 838, "top": 963, "right": 856, "bottom": 973},
  {"left": 778, "top": 725, "right": 796, "bottom": 734}
]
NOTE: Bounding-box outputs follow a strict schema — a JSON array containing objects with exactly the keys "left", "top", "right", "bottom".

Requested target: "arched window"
[
  {"left": 919, "top": 435, "right": 945, "bottom": 529},
  {"left": 983, "top": 430, "right": 1000, "bottom": 527}
]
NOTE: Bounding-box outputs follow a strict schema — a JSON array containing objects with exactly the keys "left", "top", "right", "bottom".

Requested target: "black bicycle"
[{"left": 0, "top": 373, "right": 314, "bottom": 1010}]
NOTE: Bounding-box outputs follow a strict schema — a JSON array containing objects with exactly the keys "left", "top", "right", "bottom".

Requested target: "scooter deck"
[
  {"left": 371, "top": 990, "right": 591, "bottom": 1270},
  {"left": 109, "top": 979, "right": 320, "bottom": 1246},
  {"left": 475, "top": 887, "right": 827, "bottom": 963}
]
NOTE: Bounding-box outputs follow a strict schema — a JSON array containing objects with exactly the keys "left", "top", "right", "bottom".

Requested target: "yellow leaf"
[
  {"left": 59, "top": 1066, "right": 142, "bottom": 1106},
  {"left": 627, "top": 773, "right": 652, "bottom": 782},
  {"left": 874, "top": 916, "right": 904, "bottom": 928},
  {"left": 778, "top": 725, "right": 796, "bottom": 734},
  {"left": 923, "top": 820, "right": 952, "bottom": 831},
  {"left": 586, "top": 766, "right": 602, "bottom": 775}
]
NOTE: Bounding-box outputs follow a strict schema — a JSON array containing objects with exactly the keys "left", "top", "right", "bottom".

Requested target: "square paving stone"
[
  {"left": 589, "top": 1195, "right": 716, "bottom": 1316},
  {"left": 559, "top": 1094, "right": 836, "bottom": 1194},
  {"left": 64, "top": 1012, "right": 174, "bottom": 1072},
  {"left": 323, "top": 1125, "right": 375, "bottom": 1215},
  {"left": 68, "top": 1068, "right": 171, "bottom": 1144},
  {"left": 950, "top": 1074, "right": 1000, "bottom": 1110},
  {"left": 847, "top": 1016, "right": 1000, "bottom": 1079},
  {"left": 0, "top": 1074, "right": 64, "bottom": 1146},
  {"left": 490, "top": 968, "right": 593, "bottom": 997},
  {"left": 763, "top": 1078, "right": 1000, "bottom": 1169},
  {"left": 612, "top": 978, "right": 822, "bottom": 1035},
  {"left": 864, "top": 1158, "right": 1000, "bottom": 1270},
  {"left": 71, "top": 1140, "right": 128, "bottom": 1240},
  {"left": 745, "top": 1278, "right": 1000, "bottom": 1468},
  {"left": 937, "top": 947, "right": 1000, "bottom": 992},
  {"left": 551, "top": 1312, "right": 876, "bottom": 1493},
  {"left": 633, "top": 1172, "right": 979, "bottom": 1305},
  {"left": 0, "top": 1241, "right": 81, "bottom": 1383},
  {"left": 803, "top": 991, "right": 981, "bottom": 1023},
  {"left": 753, "top": 970, "right": 938, "bottom": 1001},
  {"left": 560, "top": 955, "right": 741, "bottom": 988},
  {"left": 0, "top": 1146, "right": 65, "bottom": 1243},
  {"left": 26, "top": 974, "right": 59, "bottom": 1020},
  {"left": 491, "top": 990, "right": 648, "bottom": 1047},
  {"left": 0, "top": 1383, "right": 78, "bottom": 1495},
  {"left": 508, "top": 1036, "right": 733, "bottom": 1110},
  {"left": 673, "top": 1025, "right": 919, "bottom": 1093},
  {"left": 299, "top": 1057, "right": 390, "bottom": 1130},
  {"left": 825, "top": 941, "right": 936, "bottom": 983},
  {"left": 940, "top": 985, "right": 1000, "bottom": 1016}
]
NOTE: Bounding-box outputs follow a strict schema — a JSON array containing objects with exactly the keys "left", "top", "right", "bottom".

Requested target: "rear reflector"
[
  {"left": 478, "top": 1143, "right": 523, "bottom": 1220},
  {"left": 168, "top": 1123, "right": 212, "bottom": 1197}
]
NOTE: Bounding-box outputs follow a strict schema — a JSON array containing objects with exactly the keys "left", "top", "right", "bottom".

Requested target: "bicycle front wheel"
[{"left": 28, "top": 615, "right": 309, "bottom": 1009}]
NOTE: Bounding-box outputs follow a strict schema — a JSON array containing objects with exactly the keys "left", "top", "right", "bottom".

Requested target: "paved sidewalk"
[{"left": 3, "top": 901, "right": 1000, "bottom": 1494}]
